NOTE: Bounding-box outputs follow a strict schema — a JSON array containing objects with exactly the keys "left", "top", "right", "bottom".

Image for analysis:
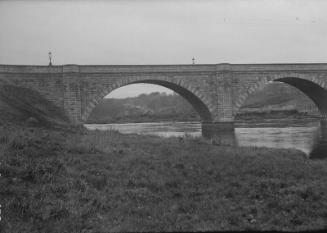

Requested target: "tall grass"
[{"left": 1, "top": 125, "right": 327, "bottom": 232}]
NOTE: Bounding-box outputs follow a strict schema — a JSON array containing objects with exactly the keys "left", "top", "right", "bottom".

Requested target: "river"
[{"left": 84, "top": 121, "right": 327, "bottom": 158}]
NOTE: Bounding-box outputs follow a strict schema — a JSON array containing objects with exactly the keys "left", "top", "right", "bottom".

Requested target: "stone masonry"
[{"left": 1, "top": 63, "right": 327, "bottom": 129}]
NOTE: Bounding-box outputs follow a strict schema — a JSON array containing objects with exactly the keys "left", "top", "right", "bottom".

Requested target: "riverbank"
[
  {"left": 235, "top": 110, "right": 321, "bottom": 121},
  {"left": 1, "top": 125, "right": 327, "bottom": 232},
  {"left": 87, "top": 110, "right": 322, "bottom": 124}
]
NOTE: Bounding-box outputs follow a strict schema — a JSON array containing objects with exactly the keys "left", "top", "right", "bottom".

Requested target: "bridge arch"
[
  {"left": 82, "top": 78, "right": 214, "bottom": 122},
  {"left": 234, "top": 75, "right": 327, "bottom": 117}
]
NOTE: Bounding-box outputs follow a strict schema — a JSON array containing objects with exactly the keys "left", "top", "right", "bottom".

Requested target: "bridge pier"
[
  {"left": 309, "top": 118, "right": 327, "bottom": 159},
  {"left": 201, "top": 122, "right": 236, "bottom": 146},
  {"left": 320, "top": 117, "right": 327, "bottom": 131}
]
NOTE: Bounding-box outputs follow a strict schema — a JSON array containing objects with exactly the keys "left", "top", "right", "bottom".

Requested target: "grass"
[
  {"left": 0, "top": 84, "right": 69, "bottom": 128},
  {"left": 1, "top": 125, "right": 327, "bottom": 232}
]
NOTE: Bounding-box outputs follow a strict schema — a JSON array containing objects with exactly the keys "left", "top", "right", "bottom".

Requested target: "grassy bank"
[{"left": 1, "top": 125, "right": 327, "bottom": 232}]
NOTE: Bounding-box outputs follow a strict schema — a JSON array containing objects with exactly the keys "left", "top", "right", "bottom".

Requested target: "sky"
[{"left": 1, "top": 0, "right": 327, "bottom": 98}]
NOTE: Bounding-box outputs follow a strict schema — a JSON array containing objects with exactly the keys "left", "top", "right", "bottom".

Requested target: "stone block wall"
[
  {"left": 78, "top": 72, "right": 220, "bottom": 122},
  {"left": 1, "top": 63, "right": 327, "bottom": 124}
]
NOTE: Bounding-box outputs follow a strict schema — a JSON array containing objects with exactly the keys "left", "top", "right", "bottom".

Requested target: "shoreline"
[
  {"left": 85, "top": 116, "right": 322, "bottom": 127},
  {"left": 86, "top": 111, "right": 322, "bottom": 125}
]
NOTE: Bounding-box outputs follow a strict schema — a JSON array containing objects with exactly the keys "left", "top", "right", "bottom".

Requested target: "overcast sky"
[{"left": 1, "top": 0, "right": 326, "bottom": 97}]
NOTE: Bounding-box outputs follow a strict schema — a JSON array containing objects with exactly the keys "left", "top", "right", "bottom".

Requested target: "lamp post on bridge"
[{"left": 48, "top": 51, "right": 52, "bottom": 66}]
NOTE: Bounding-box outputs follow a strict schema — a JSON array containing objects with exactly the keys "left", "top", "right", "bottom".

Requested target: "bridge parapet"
[
  {"left": 1, "top": 63, "right": 327, "bottom": 74},
  {"left": 231, "top": 63, "right": 327, "bottom": 72},
  {"left": 0, "top": 65, "right": 62, "bottom": 74},
  {"left": 79, "top": 64, "right": 217, "bottom": 74},
  {"left": 63, "top": 65, "right": 80, "bottom": 73}
]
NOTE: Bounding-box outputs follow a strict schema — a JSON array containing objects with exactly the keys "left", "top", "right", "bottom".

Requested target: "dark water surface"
[{"left": 84, "top": 121, "right": 327, "bottom": 158}]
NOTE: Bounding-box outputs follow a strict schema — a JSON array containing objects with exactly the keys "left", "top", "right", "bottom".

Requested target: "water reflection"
[
  {"left": 310, "top": 121, "right": 327, "bottom": 159},
  {"left": 235, "top": 126, "right": 320, "bottom": 155},
  {"left": 85, "top": 122, "right": 202, "bottom": 138},
  {"left": 84, "top": 120, "right": 327, "bottom": 158}
]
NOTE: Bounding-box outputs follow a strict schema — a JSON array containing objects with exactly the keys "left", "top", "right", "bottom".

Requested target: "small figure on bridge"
[{"left": 192, "top": 57, "right": 195, "bottom": 65}]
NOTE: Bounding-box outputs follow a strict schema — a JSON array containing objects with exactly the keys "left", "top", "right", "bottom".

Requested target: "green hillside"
[
  {"left": 87, "top": 92, "right": 200, "bottom": 123},
  {"left": 0, "top": 82, "right": 69, "bottom": 128},
  {"left": 241, "top": 83, "right": 318, "bottom": 112}
]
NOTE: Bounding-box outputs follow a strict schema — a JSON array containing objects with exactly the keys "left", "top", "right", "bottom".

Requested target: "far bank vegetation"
[{"left": 87, "top": 83, "right": 320, "bottom": 124}]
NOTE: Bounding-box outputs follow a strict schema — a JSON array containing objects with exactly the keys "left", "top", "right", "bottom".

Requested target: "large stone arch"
[
  {"left": 234, "top": 74, "right": 327, "bottom": 118},
  {"left": 81, "top": 77, "right": 214, "bottom": 122}
]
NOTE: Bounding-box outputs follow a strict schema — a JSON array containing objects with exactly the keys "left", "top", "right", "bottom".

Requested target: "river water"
[{"left": 84, "top": 121, "right": 327, "bottom": 158}]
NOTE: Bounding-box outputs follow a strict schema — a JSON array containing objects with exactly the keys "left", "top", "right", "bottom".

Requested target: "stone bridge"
[{"left": 1, "top": 63, "right": 327, "bottom": 133}]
